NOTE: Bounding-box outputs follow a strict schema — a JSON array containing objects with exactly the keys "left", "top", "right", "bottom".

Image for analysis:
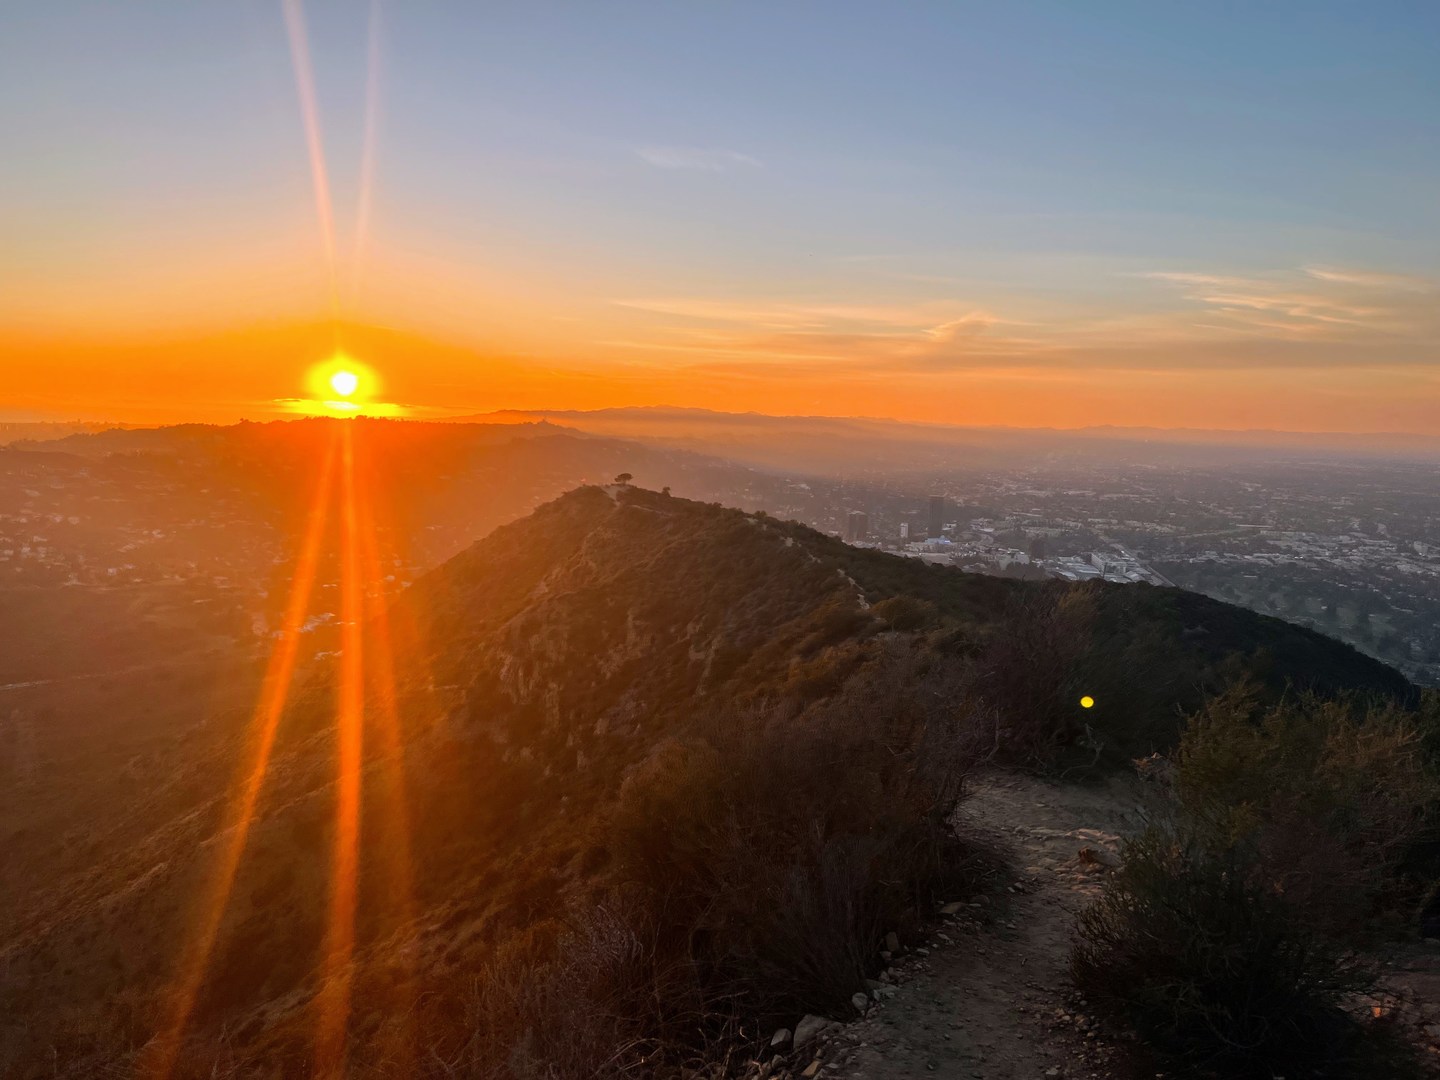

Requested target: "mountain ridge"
[{"left": 0, "top": 484, "right": 1415, "bottom": 1077}]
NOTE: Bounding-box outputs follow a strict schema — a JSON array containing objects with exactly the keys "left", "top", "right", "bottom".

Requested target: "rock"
[
  {"left": 1077, "top": 845, "right": 1121, "bottom": 868},
  {"left": 884, "top": 931, "right": 901, "bottom": 953},
  {"left": 794, "top": 1014, "right": 831, "bottom": 1050},
  {"left": 1044, "top": 1068, "right": 1062, "bottom": 1078},
  {"left": 800, "top": 1060, "right": 822, "bottom": 1078},
  {"left": 771, "top": 1028, "right": 792, "bottom": 1050},
  {"left": 939, "top": 901, "right": 963, "bottom": 915},
  {"left": 850, "top": 991, "right": 870, "bottom": 1014}
]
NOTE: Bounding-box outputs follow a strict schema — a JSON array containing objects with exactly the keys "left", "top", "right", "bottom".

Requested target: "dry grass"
[{"left": 417, "top": 648, "right": 988, "bottom": 1078}]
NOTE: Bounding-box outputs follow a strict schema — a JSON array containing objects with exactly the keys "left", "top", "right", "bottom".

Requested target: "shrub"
[
  {"left": 606, "top": 654, "right": 982, "bottom": 1020},
  {"left": 433, "top": 646, "right": 987, "bottom": 1077},
  {"left": 1174, "top": 684, "right": 1440, "bottom": 933},
  {"left": 1072, "top": 829, "right": 1388, "bottom": 1078},
  {"left": 870, "top": 595, "right": 940, "bottom": 633},
  {"left": 1074, "top": 684, "right": 1440, "bottom": 1077},
  {"left": 436, "top": 902, "right": 709, "bottom": 1080},
  {"left": 974, "top": 584, "right": 1098, "bottom": 765}
]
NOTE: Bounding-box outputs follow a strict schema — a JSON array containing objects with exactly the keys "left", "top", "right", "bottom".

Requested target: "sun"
[
  {"left": 290, "top": 356, "right": 402, "bottom": 417},
  {"left": 301, "top": 355, "right": 382, "bottom": 414},
  {"left": 329, "top": 369, "right": 360, "bottom": 398}
]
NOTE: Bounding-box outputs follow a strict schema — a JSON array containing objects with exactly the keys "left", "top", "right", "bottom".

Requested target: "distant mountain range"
[
  {"left": 455, "top": 407, "right": 1440, "bottom": 477},
  {"left": 0, "top": 420, "right": 135, "bottom": 447}
]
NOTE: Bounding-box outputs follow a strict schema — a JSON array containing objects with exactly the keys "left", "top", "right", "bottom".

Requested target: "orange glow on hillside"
[
  {"left": 147, "top": 434, "right": 339, "bottom": 1080},
  {"left": 146, "top": 421, "right": 421, "bottom": 1075}
]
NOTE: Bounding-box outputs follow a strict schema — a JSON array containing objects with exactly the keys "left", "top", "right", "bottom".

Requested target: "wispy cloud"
[
  {"left": 612, "top": 296, "right": 983, "bottom": 331},
  {"left": 606, "top": 264, "right": 1440, "bottom": 376},
  {"left": 634, "top": 146, "right": 762, "bottom": 172},
  {"left": 1143, "top": 266, "right": 1438, "bottom": 337},
  {"left": 1302, "top": 265, "right": 1431, "bottom": 290}
]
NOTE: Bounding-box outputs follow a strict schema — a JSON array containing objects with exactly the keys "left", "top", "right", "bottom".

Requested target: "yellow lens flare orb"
[{"left": 1079, "top": 695, "right": 1095, "bottom": 709}]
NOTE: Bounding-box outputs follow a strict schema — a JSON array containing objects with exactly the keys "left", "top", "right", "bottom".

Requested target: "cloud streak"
[
  {"left": 610, "top": 264, "right": 1440, "bottom": 375},
  {"left": 634, "top": 146, "right": 762, "bottom": 172},
  {"left": 1142, "top": 266, "right": 1438, "bottom": 338}
]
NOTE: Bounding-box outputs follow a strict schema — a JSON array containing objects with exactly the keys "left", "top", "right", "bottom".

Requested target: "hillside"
[{"left": 0, "top": 486, "right": 1414, "bottom": 1077}]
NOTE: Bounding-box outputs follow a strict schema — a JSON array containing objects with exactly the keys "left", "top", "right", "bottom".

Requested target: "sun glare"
[
  {"left": 299, "top": 355, "right": 390, "bottom": 416},
  {"left": 330, "top": 369, "right": 360, "bottom": 398}
]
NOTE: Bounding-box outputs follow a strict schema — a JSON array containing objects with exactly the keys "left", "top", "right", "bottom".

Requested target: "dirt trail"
[
  {"left": 819, "top": 770, "right": 1146, "bottom": 1080},
  {"left": 776, "top": 769, "right": 1440, "bottom": 1079}
]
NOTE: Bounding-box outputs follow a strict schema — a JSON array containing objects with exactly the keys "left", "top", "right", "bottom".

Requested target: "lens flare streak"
[
  {"left": 313, "top": 424, "right": 366, "bottom": 1074},
  {"left": 148, "top": 417, "right": 425, "bottom": 1073},
  {"left": 282, "top": 0, "right": 340, "bottom": 320},
  {"left": 147, "top": 432, "right": 340, "bottom": 1080},
  {"left": 350, "top": 0, "right": 383, "bottom": 303},
  {"left": 351, "top": 433, "right": 419, "bottom": 1069}
]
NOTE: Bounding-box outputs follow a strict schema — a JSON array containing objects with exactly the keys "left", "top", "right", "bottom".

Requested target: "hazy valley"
[{"left": 2, "top": 419, "right": 1438, "bottom": 1077}]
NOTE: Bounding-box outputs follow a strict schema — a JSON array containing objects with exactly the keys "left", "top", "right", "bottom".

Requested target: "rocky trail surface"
[
  {"left": 770, "top": 770, "right": 1148, "bottom": 1080},
  {"left": 758, "top": 769, "right": 1440, "bottom": 1080}
]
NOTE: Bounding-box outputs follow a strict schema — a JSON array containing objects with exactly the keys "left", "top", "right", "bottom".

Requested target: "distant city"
[
  {"left": 2, "top": 423, "right": 1437, "bottom": 689},
  {"left": 743, "top": 459, "right": 1440, "bottom": 687}
]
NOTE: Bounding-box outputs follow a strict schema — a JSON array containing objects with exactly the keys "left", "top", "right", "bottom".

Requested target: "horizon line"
[{"left": 6, "top": 405, "right": 1440, "bottom": 445}]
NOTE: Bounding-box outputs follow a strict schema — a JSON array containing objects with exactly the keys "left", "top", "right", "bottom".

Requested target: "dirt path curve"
[{"left": 819, "top": 770, "right": 1146, "bottom": 1080}]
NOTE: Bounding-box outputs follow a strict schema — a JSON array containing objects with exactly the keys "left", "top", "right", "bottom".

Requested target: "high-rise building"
[
  {"left": 927, "top": 496, "right": 946, "bottom": 539},
  {"left": 899, "top": 522, "right": 910, "bottom": 541},
  {"left": 844, "top": 510, "right": 869, "bottom": 542}
]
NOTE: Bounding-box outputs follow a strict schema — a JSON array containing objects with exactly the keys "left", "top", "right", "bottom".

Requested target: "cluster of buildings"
[
  {"left": 838, "top": 496, "right": 1169, "bottom": 585},
  {"left": 821, "top": 462, "right": 1438, "bottom": 686}
]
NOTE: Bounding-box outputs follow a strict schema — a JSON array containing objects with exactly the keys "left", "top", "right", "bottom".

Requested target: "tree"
[{"left": 614, "top": 473, "right": 633, "bottom": 486}]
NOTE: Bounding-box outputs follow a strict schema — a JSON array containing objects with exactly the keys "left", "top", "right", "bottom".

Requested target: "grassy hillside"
[{"left": 0, "top": 485, "right": 1415, "bottom": 1077}]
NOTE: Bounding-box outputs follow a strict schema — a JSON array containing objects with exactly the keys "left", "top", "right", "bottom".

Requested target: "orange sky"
[
  {"left": 4, "top": 4, "right": 1438, "bottom": 434},
  {"left": 6, "top": 313, "right": 1438, "bottom": 433}
]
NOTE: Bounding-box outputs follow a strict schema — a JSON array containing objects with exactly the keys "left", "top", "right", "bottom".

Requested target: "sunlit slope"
[{"left": 0, "top": 485, "right": 1412, "bottom": 1077}]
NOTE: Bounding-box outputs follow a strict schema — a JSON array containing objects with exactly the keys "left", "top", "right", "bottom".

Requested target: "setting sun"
[
  {"left": 293, "top": 355, "right": 401, "bottom": 416},
  {"left": 329, "top": 369, "right": 359, "bottom": 398}
]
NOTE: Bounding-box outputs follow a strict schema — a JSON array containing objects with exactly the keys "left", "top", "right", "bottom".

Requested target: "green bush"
[
  {"left": 1073, "top": 684, "right": 1440, "bottom": 1077},
  {"left": 1072, "top": 829, "right": 1388, "bottom": 1078},
  {"left": 1175, "top": 684, "right": 1440, "bottom": 933}
]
